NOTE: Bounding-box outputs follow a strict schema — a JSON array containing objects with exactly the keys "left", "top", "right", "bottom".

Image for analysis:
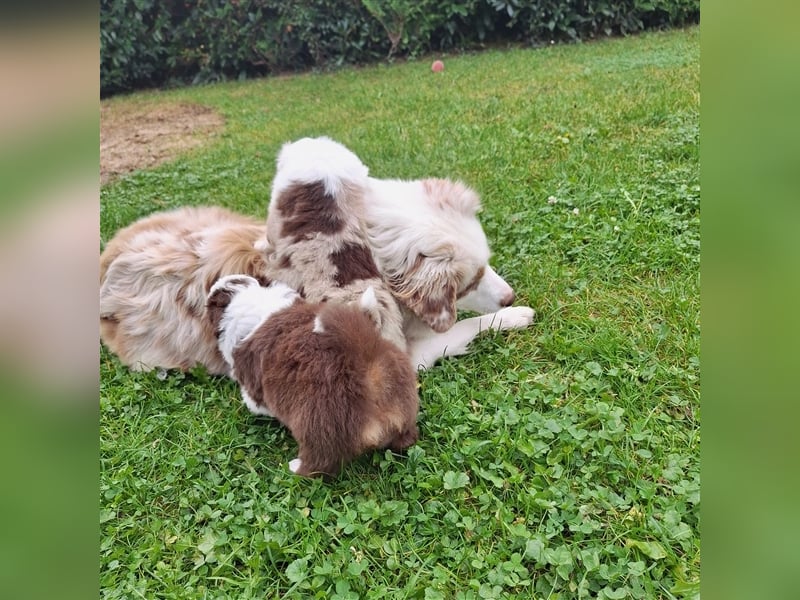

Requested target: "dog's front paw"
[
  {"left": 493, "top": 306, "right": 535, "bottom": 330},
  {"left": 288, "top": 458, "right": 302, "bottom": 474}
]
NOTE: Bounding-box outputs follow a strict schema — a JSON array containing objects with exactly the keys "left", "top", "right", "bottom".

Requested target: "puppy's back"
[
  {"left": 234, "top": 301, "right": 418, "bottom": 477},
  {"left": 314, "top": 304, "right": 420, "bottom": 464}
]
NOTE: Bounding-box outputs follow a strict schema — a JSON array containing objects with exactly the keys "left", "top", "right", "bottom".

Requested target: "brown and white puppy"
[
  {"left": 206, "top": 274, "right": 419, "bottom": 478},
  {"left": 260, "top": 136, "right": 407, "bottom": 352}
]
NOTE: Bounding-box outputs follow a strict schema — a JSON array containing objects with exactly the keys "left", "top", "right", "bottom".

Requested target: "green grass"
[{"left": 100, "top": 28, "right": 699, "bottom": 599}]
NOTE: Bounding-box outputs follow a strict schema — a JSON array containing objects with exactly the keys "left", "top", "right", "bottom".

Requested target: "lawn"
[{"left": 100, "top": 27, "right": 699, "bottom": 599}]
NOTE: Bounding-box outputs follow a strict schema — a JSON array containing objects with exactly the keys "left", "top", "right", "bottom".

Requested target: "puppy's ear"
[
  {"left": 357, "top": 286, "right": 382, "bottom": 328},
  {"left": 389, "top": 250, "right": 458, "bottom": 333},
  {"left": 205, "top": 287, "right": 234, "bottom": 336}
]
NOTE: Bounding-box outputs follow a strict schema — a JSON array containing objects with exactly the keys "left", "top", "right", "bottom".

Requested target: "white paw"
[
  {"left": 492, "top": 306, "right": 535, "bottom": 330},
  {"left": 288, "top": 458, "right": 302, "bottom": 474},
  {"left": 241, "top": 389, "right": 274, "bottom": 417}
]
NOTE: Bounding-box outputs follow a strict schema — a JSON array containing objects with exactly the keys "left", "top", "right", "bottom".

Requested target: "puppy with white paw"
[{"left": 206, "top": 275, "right": 419, "bottom": 478}]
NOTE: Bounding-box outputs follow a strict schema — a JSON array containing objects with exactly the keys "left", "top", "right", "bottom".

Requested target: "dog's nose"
[{"left": 500, "top": 290, "right": 515, "bottom": 307}]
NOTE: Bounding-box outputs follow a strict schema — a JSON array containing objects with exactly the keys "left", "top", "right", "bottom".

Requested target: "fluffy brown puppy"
[{"left": 207, "top": 274, "right": 419, "bottom": 478}]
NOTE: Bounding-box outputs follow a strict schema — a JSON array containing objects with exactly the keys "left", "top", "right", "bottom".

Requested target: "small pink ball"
[{"left": 431, "top": 60, "right": 444, "bottom": 73}]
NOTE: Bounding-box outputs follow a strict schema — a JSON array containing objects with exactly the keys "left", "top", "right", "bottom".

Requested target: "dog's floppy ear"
[
  {"left": 206, "top": 287, "right": 234, "bottom": 337},
  {"left": 205, "top": 275, "right": 257, "bottom": 336},
  {"left": 389, "top": 248, "right": 459, "bottom": 333}
]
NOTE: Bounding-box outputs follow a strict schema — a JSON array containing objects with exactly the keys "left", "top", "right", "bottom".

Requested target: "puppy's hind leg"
[
  {"left": 241, "top": 388, "right": 274, "bottom": 417},
  {"left": 289, "top": 445, "right": 342, "bottom": 478}
]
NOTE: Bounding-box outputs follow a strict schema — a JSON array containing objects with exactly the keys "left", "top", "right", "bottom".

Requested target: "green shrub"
[
  {"left": 100, "top": 0, "right": 172, "bottom": 94},
  {"left": 100, "top": 0, "right": 699, "bottom": 95},
  {"left": 361, "top": 0, "right": 488, "bottom": 56},
  {"left": 173, "top": 0, "right": 388, "bottom": 85},
  {"left": 487, "top": 0, "right": 699, "bottom": 42}
]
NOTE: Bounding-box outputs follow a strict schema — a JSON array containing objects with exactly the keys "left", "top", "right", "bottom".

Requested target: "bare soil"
[{"left": 100, "top": 102, "right": 225, "bottom": 184}]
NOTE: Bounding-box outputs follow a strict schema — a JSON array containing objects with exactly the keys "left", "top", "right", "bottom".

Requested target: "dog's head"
[
  {"left": 206, "top": 274, "right": 300, "bottom": 366},
  {"left": 206, "top": 275, "right": 263, "bottom": 336},
  {"left": 371, "top": 178, "right": 515, "bottom": 332}
]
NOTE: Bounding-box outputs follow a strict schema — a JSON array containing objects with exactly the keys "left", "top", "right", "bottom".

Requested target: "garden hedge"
[{"left": 100, "top": 0, "right": 699, "bottom": 96}]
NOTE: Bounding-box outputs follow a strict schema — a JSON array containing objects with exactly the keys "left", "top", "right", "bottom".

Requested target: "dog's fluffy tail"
[{"left": 271, "top": 136, "right": 369, "bottom": 200}]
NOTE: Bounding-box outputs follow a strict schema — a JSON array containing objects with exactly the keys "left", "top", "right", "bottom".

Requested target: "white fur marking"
[
  {"left": 409, "top": 306, "right": 535, "bottom": 370},
  {"left": 359, "top": 286, "right": 377, "bottom": 311},
  {"left": 490, "top": 306, "right": 536, "bottom": 329},
  {"left": 457, "top": 265, "right": 515, "bottom": 313},
  {"left": 241, "top": 387, "right": 274, "bottom": 417},
  {"left": 313, "top": 315, "right": 325, "bottom": 334},
  {"left": 288, "top": 458, "right": 302, "bottom": 474},
  {"left": 271, "top": 136, "right": 369, "bottom": 199}
]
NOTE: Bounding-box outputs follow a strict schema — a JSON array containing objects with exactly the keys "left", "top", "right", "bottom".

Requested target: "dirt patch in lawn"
[{"left": 100, "top": 102, "right": 224, "bottom": 184}]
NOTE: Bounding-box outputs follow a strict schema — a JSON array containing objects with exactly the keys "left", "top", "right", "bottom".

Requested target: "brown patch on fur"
[
  {"left": 231, "top": 301, "right": 419, "bottom": 478},
  {"left": 203, "top": 270, "right": 223, "bottom": 294},
  {"left": 412, "top": 291, "right": 456, "bottom": 333},
  {"left": 279, "top": 254, "right": 292, "bottom": 269},
  {"left": 277, "top": 181, "right": 344, "bottom": 242},
  {"left": 176, "top": 282, "right": 202, "bottom": 319},
  {"left": 457, "top": 266, "right": 485, "bottom": 299},
  {"left": 263, "top": 152, "right": 405, "bottom": 352},
  {"left": 254, "top": 274, "right": 273, "bottom": 288},
  {"left": 330, "top": 242, "right": 380, "bottom": 287},
  {"left": 205, "top": 286, "right": 236, "bottom": 337}
]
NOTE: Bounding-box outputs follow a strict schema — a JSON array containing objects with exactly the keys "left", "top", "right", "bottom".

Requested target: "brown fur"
[
  {"left": 387, "top": 251, "right": 462, "bottom": 334},
  {"left": 278, "top": 181, "right": 345, "bottom": 242},
  {"left": 205, "top": 276, "right": 267, "bottom": 337},
  {"left": 229, "top": 300, "right": 419, "bottom": 478},
  {"left": 457, "top": 266, "right": 485, "bottom": 300},
  {"left": 265, "top": 176, "right": 407, "bottom": 352},
  {"left": 331, "top": 242, "right": 382, "bottom": 286}
]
